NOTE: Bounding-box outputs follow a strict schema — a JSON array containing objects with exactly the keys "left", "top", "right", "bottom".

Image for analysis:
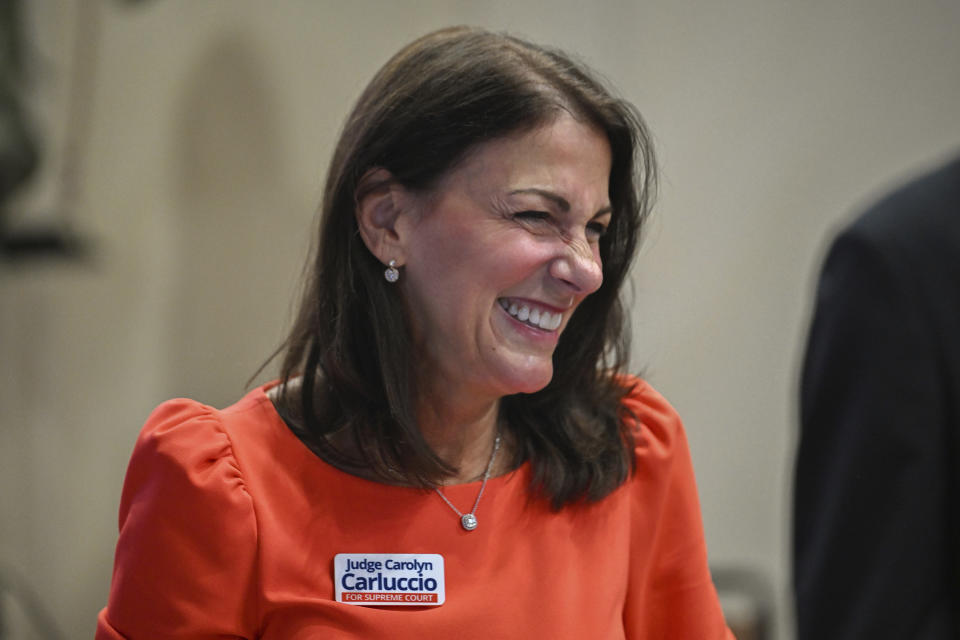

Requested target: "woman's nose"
[{"left": 548, "top": 239, "right": 603, "bottom": 294}]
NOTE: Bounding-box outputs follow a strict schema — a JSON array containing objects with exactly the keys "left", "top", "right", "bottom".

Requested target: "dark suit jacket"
[{"left": 794, "top": 154, "right": 960, "bottom": 639}]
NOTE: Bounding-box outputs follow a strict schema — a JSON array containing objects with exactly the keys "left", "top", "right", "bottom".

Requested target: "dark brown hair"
[{"left": 274, "top": 26, "right": 656, "bottom": 509}]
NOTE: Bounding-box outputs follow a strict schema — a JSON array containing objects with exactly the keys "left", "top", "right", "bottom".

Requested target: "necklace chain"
[{"left": 434, "top": 432, "right": 502, "bottom": 531}]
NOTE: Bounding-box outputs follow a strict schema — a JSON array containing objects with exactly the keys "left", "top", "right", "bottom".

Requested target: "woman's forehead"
[{"left": 437, "top": 117, "right": 612, "bottom": 205}]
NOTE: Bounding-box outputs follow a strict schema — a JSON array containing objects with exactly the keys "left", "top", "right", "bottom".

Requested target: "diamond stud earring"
[{"left": 384, "top": 259, "right": 400, "bottom": 283}]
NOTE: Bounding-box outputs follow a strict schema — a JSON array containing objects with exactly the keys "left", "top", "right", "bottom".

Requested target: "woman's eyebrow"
[
  {"left": 508, "top": 188, "right": 611, "bottom": 217},
  {"left": 508, "top": 188, "right": 570, "bottom": 211}
]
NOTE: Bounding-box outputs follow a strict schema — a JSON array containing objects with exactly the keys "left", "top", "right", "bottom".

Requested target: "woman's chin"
[{"left": 494, "top": 360, "right": 554, "bottom": 396}]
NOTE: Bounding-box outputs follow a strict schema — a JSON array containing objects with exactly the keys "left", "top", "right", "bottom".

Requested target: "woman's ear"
[{"left": 355, "top": 168, "right": 412, "bottom": 266}]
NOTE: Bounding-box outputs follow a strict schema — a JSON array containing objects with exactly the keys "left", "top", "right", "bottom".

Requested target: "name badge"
[{"left": 334, "top": 553, "right": 445, "bottom": 606}]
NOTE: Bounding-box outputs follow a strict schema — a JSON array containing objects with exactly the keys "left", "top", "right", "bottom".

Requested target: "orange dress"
[{"left": 96, "top": 378, "right": 733, "bottom": 639}]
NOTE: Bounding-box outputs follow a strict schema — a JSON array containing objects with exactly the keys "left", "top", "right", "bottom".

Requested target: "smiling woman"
[
  {"left": 96, "top": 26, "right": 734, "bottom": 639},
  {"left": 369, "top": 116, "right": 612, "bottom": 403}
]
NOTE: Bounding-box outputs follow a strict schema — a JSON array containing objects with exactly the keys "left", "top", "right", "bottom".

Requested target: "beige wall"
[{"left": 1, "top": 1, "right": 958, "bottom": 636}]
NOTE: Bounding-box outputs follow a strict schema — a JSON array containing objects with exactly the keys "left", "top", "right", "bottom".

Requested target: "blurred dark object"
[
  {"left": 0, "top": 84, "right": 39, "bottom": 204},
  {"left": 712, "top": 565, "right": 774, "bottom": 640},
  {"left": 0, "top": 0, "right": 39, "bottom": 208},
  {"left": 794, "top": 154, "right": 960, "bottom": 639},
  {"left": 0, "top": 0, "right": 94, "bottom": 261},
  {"left": 0, "top": 225, "right": 90, "bottom": 260}
]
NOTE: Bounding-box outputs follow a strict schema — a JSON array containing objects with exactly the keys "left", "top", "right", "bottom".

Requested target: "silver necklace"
[{"left": 434, "top": 432, "right": 502, "bottom": 531}]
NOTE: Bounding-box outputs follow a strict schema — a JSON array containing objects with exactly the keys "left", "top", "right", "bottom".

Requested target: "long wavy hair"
[{"left": 273, "top": 26, "right": 656, "bottom": 509}]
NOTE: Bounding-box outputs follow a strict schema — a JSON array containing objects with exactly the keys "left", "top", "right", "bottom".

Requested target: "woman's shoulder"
[
  {"left": 617, "top": 375, "right": 683, "bottom": 437},
  {"left": 122, "top": 389, "right": 274, "bottom": 511},
  {"left": 104, "top": 393, "right": 262, "bottom": 636},
  {"left": 128, "top": 398, "right": 228, "bottom": 476},
  {"left": 614, "top": 374, "right": 692, "bottom": 474},
  {"left": 132, "top": 393, "right": 250, "bottom": 463}
]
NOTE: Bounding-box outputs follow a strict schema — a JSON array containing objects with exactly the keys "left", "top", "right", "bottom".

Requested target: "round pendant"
[{"left": 460, "top": 513, "right": 478, "bottom": 531}]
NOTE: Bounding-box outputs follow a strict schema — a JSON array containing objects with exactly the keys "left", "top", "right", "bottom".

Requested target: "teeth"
[
  {"left": 499, "top": 298, "right": 563, "bottom": 331},
  {"left": 539, "top": 311, "right": 561, "bottom": 331}
]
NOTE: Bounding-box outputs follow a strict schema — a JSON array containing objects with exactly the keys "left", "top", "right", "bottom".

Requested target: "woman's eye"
[
  {"left": 513, "top": 210, "right": 550, "bottom": 222},
  {"left": 586, "top": 221, "right": 608, "bottom": 241},
  {"left": 513, "top": 210, "right": 607, "bottom": 242}
]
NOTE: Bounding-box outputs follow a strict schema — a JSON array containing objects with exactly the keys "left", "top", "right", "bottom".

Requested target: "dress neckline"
[{"left": 245, "top": 381, "right": 530, "bottom": 494}]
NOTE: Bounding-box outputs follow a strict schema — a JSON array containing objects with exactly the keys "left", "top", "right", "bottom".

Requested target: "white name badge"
[{"left": 334, "top": 553, "right": 445, "bottom": 606}]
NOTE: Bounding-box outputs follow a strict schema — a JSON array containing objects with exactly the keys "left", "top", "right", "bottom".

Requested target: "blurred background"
[{"left": 0, "top": 1, "right": 958, "bottom": 637}]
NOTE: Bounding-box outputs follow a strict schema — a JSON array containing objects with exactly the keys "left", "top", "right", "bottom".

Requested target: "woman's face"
[{"left": 400, "top": 114, "right": 612, "bottom": 401}]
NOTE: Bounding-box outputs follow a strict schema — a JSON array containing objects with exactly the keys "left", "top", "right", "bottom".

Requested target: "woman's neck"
[
  {"left": 269, "top": 375, "right": 510, "bottom": 485},
  {"left": 415, "top": 385, "right": 503, "bottom": 485}
]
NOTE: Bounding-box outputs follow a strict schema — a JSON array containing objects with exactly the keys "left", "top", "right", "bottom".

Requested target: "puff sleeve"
[
  {"left": 96, "top": 400, "right": 259, "bottom": 639},
  {"left": 621, "top": 381, "right": 734, "bottom": 639}
]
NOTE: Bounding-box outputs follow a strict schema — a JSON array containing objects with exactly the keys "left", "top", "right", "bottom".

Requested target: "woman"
[{"left": 97, "top": 26, "right": 733, "bottom": 639}]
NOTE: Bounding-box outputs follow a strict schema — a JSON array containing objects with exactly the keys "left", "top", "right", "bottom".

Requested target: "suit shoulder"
[{"left": 846, "top": 153, "right": 960, "bottom": 258}]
